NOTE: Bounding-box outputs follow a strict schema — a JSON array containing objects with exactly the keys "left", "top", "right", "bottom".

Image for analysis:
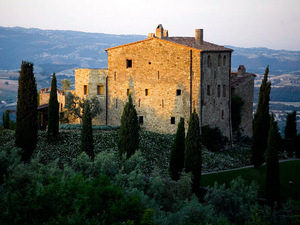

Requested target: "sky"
[{"left": 0, "top": 0, "right": 300, "bottom": 51}]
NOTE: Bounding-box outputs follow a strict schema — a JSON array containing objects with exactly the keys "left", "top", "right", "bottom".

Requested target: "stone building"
[{"left": 39, "top": 24, "right": 255, "bottom": 140}]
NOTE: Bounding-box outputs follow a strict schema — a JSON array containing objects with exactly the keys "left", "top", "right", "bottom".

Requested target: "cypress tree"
[
  {"left": 3, "top": 110, "right": 10, "bottom": 129},
  {"left": 47, "top": 73, "right": 59, "bottom": 141},
  {"left": 81, "top": 101, "right": 94, "bottom": 160},
  {"left": 118, "top": 94, "right": 139, "bottom": 159},
  {"left": 284, "top": 110, "right": 297, "bottom": 139},
  {"left": 251, "top": 66, "right": 271, "bottom": 167},
  {"left": 266, "top": 113, "right": 280, "bottom": 206},
  {"left": 169, "top": 117, "right": 185, "bottom": 181},
  {"left": 15, "top": 61, "right": 38, "bottom": 162},
  {"left": 185, "top": 109, "right": 202, "bottom": 195}
]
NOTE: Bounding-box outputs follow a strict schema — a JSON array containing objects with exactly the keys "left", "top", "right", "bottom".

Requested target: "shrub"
[{"left": 201, "top": 125, "right": 227, "bottom": 152}]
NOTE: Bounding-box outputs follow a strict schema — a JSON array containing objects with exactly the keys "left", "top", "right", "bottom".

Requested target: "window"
[
  {"left": 171, "top": 117, "right": 175, "bottom": 124},
  {"left": 97, "top": 85, "right": 104, "bottom": 95},
  {"left": 223, "top": 55, "right": 227, "bottom": 66},
  {"left": 217, "top": 85, "right": 221, "bottom": 97},
  {"left": 176, "top": 89, "right": 181, "bottom": 96},
  {"left": 223, "top": 85, "right": 226, "bottom": 97},
  {"left": 207, "top": 55, "right": 212, "bottom": 68},
  {"left": 221, "top": 110, "right": 224, "bottom": 120},
  {"left": 114, "top": 72, "right": 116, "bottom": 81},
  {"left": 126, "top": 59, "right": 132, "bottom": 68},
  {"left": 158, "top": 71, "right": 160, "bottom": 80},
  {"left": 218, "top": 54, "right": 221, "bottom": 67},
  {"left": 162, "top": 99, "right": 164, "bottom": 107},
  {"left": 207, "top": 85, "right": 210, "bottom": 96},
  {"left": 148, "top": 62, "right": 151, "bottom": 65},
  {"left": 84, "top": 85, "right": 88, "bottom": 95},
  {"left": 139, "top": 116, "right": 144, "bottom": 125},
  {"left": 145, "top": 89, "right": 149, "bottom": 96},
  {"left": 138, "top": 98, "right": 140, "bottom": 107},
  {"left": 127, "top": 88, "right": 131, "bottom": 96}
]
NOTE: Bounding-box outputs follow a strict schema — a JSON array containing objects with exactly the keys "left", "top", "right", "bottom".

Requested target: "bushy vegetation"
[
  {"left": 1, "top": 129, "right": 299, "bottom": 224},
  {"left": 201, "top": 125, "right": 228, "bottom": 152}
]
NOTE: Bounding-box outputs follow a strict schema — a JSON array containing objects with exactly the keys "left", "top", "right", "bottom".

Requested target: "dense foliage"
[
  {"left": 266, "top": 113, "right": 281, "bottom": 206},
  {"left": 284, "top": 110, "right": 297, "bottom": 139},
  {"left": 169, "top": 117, "right": 185, "bottom": 181},
  {"left": 15, "top": 61, "right": 38, "bottom": 162},
  {"left": 231, "top": 94, "right": 244, "bottom": 137},
  {"left": 81, "top": 101, "right": 94, "bottom": 160},
  {"left": 60, "top": 78, "right": 73, "bottom": 92},
  {"left": 47, "top": 73, "right": 59, "bottom": 141},
  {"left": 252, "top": 66, "right": 271, "bottom": 167},
  {"left": 1, "top": 129, "right": 299, "bottom": 224},
  {"left": 2, "top": 110, "right": 10, "bottom": 129},
  {"left": 185, "top": 110, "right": 202, "bottom": 195},
  {"left": 201, "top": 125, "right": 228, "bottom": 152},
  {"left": 118, "top": 94, "right": 139, "bottom": 159}
]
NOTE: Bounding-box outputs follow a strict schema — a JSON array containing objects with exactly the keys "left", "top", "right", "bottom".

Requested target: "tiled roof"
[
  {"left": 231, "top": 73, "right": 256, "bottom": 87},
  {"left": 162, "top": 37, "right": 233, "bottom": 52}
]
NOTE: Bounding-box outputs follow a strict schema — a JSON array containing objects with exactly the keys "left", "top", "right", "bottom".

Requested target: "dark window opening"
[
  {"left": 218, "top": 54, "right": 221, "bottom": 67},
  {"left": 127, "top": 88, "right": 131, "bottom": 96},
  {"left": 207, "top": 55, "right": 212, "bottom": 68},
  {"left": 139, "top": 116, "right": 144, "bottom": 125},
  {"left": 223, "top": 56, "right": 227, "bottom": 66},
  {"left": 171, "top": 117, "right": 175, "bottom": 124},
  {"left": 207, "top": 85, "right": 210, "bottom": 96},
  {"left": 176, "top": 89, "right": 181, "bottom": 96},
  {"left": 145, "top": 89, "right": 149, "bottom": 96},
  {"left": 217, "top": 85, "right": 221, "bottom": 97},
  {"left": 84, "top": 85, "right": 88, "bottom": 95},
  {"left": 149, "top": 62, "right": 151, "bottom": 65},
  {"left": 223, "top": 85, "right": 226, "bottom": 97},
  {"left": 158, "top": 71, "right": 160, "bottom": 80},
  {"left": 231, "top": 87, "right": 235, "bottom": 95},
  {"left": 222, "top": 110, "right": 224, "bottom": 120},
  {"left": 138, "top": 98, "right": 140, "bottom": 107},
  {"left": 162, "top": 99, "right": 164, "bottom": 107},
  {"left": 114, "top": 72, "right": 116, "bottom": 81},
  {"left": 126, "top": 59, "right": 132, "bottom": 68}
]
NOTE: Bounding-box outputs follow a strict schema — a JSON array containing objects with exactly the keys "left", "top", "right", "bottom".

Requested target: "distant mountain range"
[{"left": 1, "top": 26, "right": 300, "bottom": 75}]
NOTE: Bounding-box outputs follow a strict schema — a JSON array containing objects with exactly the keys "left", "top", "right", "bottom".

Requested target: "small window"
[
  {"left": 139, "top": 116, "right": 144, "bottom": 125},
  {"left": 217, "top": 85, "right": 221, "bottom": 97},
  {"left": 218, "top": 54, "right": 221, "bottom": 67},
  {"left": 162, "top": 99, "right": 164, "bottom": 107},
  {"left": 207, "top": 55, "right": 212, "bottom": 68},
  {"left": 158, "top": 71, "right": 160, "bottom": 80},
  {"left": 171, "top": 117, "right": 175, "bottom": 124},
  {"left": 84, "top": 85, "right": 88, "bottom": 95},
  {"left": 138, "top": 98, "right": 140, "bottom": 107},
  {"left": 222, "top": 110, "right": 224, "bottom": 120},
  {"left": 231, "top": 87, "right": 235, "bottom": 95},
  {"left": 223, "top": 56, "right": 227, "bottom": 66},
  {"left": 97, "top": 85, "right": 104, "bottom": 95},
  {"left": 223, "top": 85, "right": 226, "bottom": 97},
  {"left": 207, "top": 85, "right": 210, "bottom": 96},
  {"left": 126, "top": 59, "right": 132, "bottom": 68},
  {"left": 114, "top": 72, "right": 116, "bottom": 81},
  {"left": 127, "top": 88, "right": 131, "bottom": 96},
  {"left": 176, "top": 89, "right": 181, "bottom": 96},
  {"left": 145, "top": 89, "right": 149, "bottom": 96},
  {"left": 148, "top": 62, "right": 151, "bottom": 65}
]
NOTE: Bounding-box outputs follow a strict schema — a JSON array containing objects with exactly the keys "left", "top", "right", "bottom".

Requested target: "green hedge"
[{"left": 59, "top": 124, "right": 120, "bottom": 130}]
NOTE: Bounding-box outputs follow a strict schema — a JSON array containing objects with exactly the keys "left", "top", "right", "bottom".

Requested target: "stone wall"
[{"left": 39, "top": 88, "right": 66, "bottom": 112}]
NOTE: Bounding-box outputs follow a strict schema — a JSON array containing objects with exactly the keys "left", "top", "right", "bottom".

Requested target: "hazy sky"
[{"left": 1, "top": 0, "right": 299, "bottom": 50}]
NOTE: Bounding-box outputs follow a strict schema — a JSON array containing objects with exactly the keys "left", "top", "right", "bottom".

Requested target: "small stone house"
[{"left": 39, "top": 24, "right": 255, "bottom": 140}]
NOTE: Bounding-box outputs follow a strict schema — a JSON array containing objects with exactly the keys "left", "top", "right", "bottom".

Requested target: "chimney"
[
  {"left": 238, "top": 65, "right": 246, "bottom": 75},
  {"left": 163, "top": 29, "right": 168, "bottom": 37},
  {"left": 156, "top": 24, "right": 164, "bottom": 39},
  {"left": 148, "top": 33, "right": 155, "bottom": 38},
  {"left": 195, "top": 29, "right": 203, "bottom": 45}
]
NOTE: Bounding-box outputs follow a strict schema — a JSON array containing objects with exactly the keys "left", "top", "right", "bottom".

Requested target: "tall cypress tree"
[
  {"left": 3, "top": 110, "right": 10, "bottom": 129},
  {"left": 169, "top": 117, "right": 185, "bottom": 181},
  {"left": 266, "top": 113, "right": 280, "bottom": 206},
  {"left": 284, "top": 110, "right": 297, "bottom": 139},
  {"left": 81, "top": 101, "right": 94, "bottom": 160},
  {"left": 118, "top": 94, "right": 139, "bottom": 159},
  {"left": 47, "top": 73, "right": 59, "bottom": 141},
  {"left": 252, "top": 66, "right": 271, "bottom": 167},
  {"left": 15, "top": 61, "right": 38, "bottom": 162},
  {"left": 185, "top": 109, "right": 202, "bottom": 195}
]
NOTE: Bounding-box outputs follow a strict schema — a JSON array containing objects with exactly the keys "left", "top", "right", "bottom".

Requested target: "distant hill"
[{"left": 1, "top": 26, "right": 300, "bottom": 75}]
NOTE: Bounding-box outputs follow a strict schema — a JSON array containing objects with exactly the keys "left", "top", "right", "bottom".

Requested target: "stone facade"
[
  {"left": 39, "top": 88, "right": 66, "bottom": 112},
  {"left": 231, "top": 66, "right": 256, "bottom": 137},
  {"left": 39, "top": 25, "right": 255, "bottom": 140}
]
